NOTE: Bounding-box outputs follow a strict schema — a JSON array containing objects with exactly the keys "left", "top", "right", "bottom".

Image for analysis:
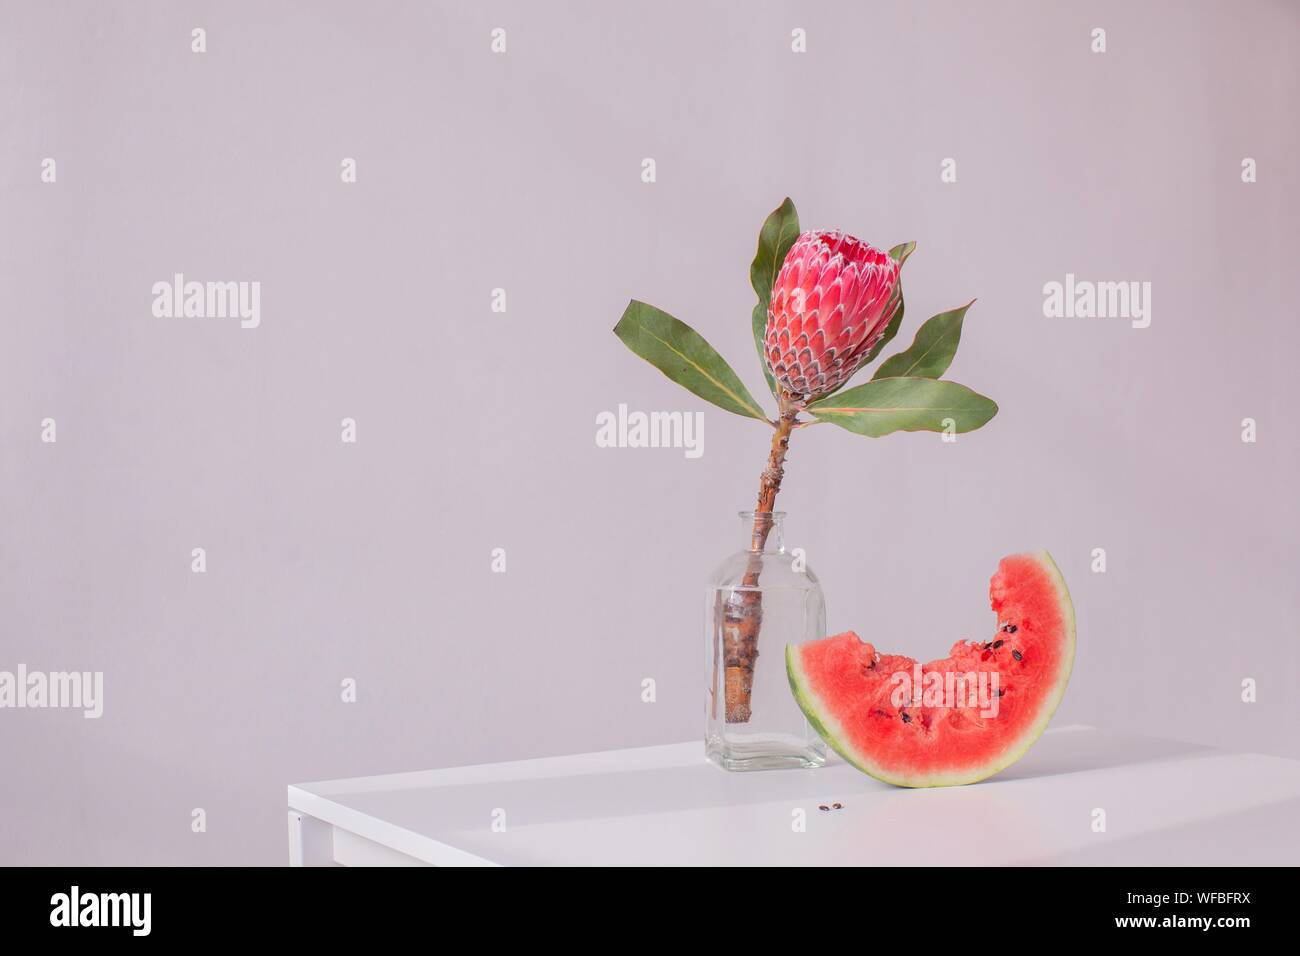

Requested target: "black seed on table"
[
  {"left": 819, "top": 805, "right": 829, "bottom": 811},
  {"left": 992, "top": 639, "right": 1004, "bottom": 649},
  {"left": 1012, "top": 649, "right": 1023, "bottom": 661},
  {"left": 832, "top": 803, "right": 842, "bottom": 810}
]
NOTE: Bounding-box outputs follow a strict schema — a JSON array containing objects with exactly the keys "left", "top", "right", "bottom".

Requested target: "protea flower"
[{"left": 765, "top": 230, "right": 901, "bottom": 401}]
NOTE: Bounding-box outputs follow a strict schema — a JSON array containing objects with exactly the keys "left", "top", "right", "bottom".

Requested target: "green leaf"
[
  {"left": 750, "top": 198, "right": 802, "bottom": 302},
  {"left": 872, "top": 300, "right": 972, "bottom": 381},
  {"left": 749, "top": 198, "right": 801, "bottom": 396},
  {"left": 614, "top": 300, "right": 768, "bottom": 421},
  {"left": 889, "top": 241, "right": 916, "bottom": 266},
  {"left": 751, "top": 303, "right": 774, "bottom": 395},
  {"left": 807, "top": 376, "right": 997, "bottom": 437}
]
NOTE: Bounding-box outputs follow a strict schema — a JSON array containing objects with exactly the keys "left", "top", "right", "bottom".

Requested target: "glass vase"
[{"left": 705, "top": 511, "right": 827, "bottom": 771}]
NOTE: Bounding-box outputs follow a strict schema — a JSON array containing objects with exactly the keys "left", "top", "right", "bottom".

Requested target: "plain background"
[{"left": 2, "top": 0, "right": 1297, "bottom": 865}]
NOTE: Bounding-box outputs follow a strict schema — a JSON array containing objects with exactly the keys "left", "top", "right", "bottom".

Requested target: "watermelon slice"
[{"left": 786, "top": 551, "right": 1075, "bottom": 787}]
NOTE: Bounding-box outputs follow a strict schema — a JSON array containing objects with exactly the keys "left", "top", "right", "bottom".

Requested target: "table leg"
[{"left": 287, "top": 810, "right": 334, "bottom": 866}]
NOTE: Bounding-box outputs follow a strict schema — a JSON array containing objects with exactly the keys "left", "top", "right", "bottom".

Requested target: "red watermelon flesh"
[{"left": 786, "top": 552, "right": 1075, "bottom": 787}]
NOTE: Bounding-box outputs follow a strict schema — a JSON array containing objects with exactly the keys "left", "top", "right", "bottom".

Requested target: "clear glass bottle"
[{"left": 706, "top": 511, "right": 827, "bottom": 771}]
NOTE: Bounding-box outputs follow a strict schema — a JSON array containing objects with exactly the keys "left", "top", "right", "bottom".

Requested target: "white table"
[{"left": 286, "top": 725, "right": 1300, "bottom": 866}]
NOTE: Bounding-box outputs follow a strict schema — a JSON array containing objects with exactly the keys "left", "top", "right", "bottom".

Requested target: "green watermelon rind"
[{"left": 786, "top": 550, "right": 1077, "bottom": 788}]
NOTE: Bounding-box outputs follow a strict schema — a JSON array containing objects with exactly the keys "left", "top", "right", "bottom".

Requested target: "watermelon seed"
[
  {"left": 832, "top": 803, "right": 843, "bottom": 810},
  {"left": 1012, "top": 649, "right": 1023, "bottom": 661},
  {"left": 900, "top": 710, "right": 912, "bottom": 723},
  {"left": 996, "top": 689, "right": 1005, "bottom": 697},
  {"left": 818, "top": 805, "right": 829, "bottom": 811},
  {"left": 1002, "top": 623, "right": 1018, "bottom": 634},
  {"left": 992, "top": 639, "right": 1004, "bottom": 649}
]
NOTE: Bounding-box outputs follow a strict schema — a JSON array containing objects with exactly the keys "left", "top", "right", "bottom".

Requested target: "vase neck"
[{"left": 740, "top": 511, "right": 785, "bottom": 553}]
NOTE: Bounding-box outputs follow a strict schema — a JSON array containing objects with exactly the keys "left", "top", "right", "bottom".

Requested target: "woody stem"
[{"left": 721, "top": 394, "right": 799, "bottom": 723}]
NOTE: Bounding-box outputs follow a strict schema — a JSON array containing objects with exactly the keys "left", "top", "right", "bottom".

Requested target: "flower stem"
[{"left": 722, "top": 393, "right": 799, "bottom": 722}]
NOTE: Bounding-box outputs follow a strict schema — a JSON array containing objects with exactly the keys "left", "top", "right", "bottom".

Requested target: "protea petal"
[{"left": 764, "top": 230, "right": 901, "bottom": 399}]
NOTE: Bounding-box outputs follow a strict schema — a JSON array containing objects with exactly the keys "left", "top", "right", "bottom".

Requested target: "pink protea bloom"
[{"left": 765, "top": 230, "right": 902, "bottom": 400}]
